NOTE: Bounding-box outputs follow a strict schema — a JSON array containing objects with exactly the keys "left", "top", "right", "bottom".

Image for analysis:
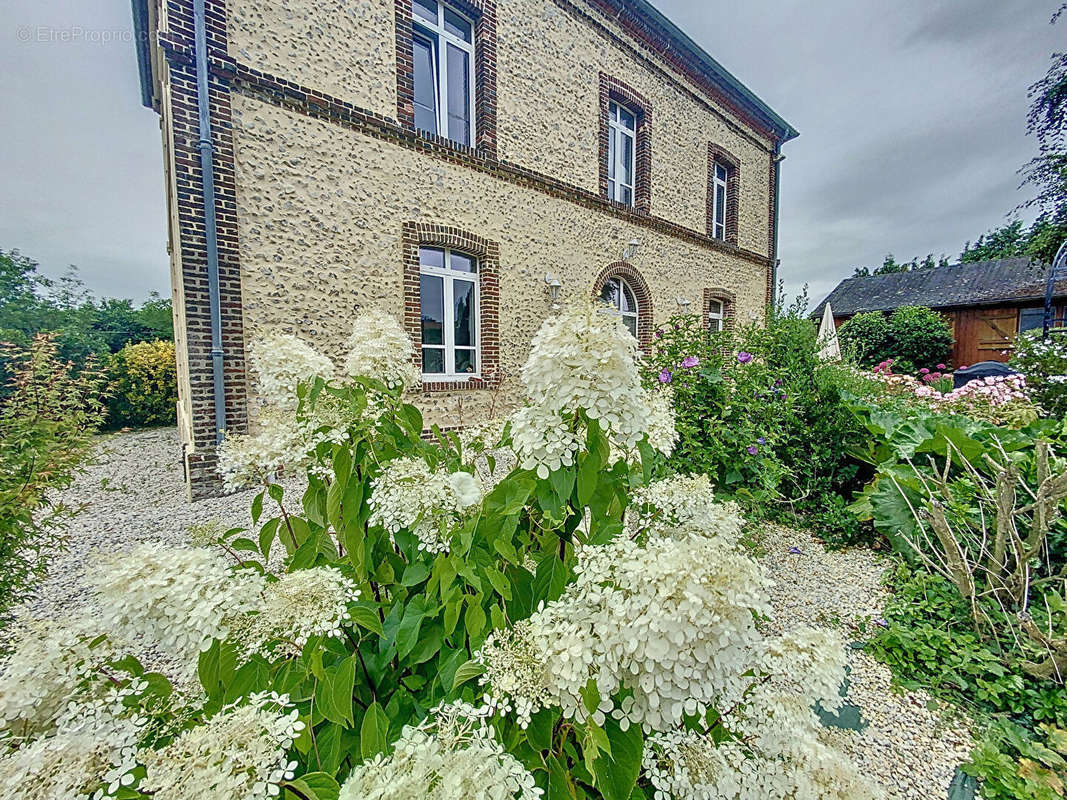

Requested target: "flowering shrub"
[
  {"left": 0, "top": 300, "right": 870, "bottom": 799},
  {"left": 1011, "top": 330, "right": 1067, "bottom": 418},
  {"left": 868, "top": 359, "right": 1038, "bottom": 427},
  {"left": 646, "top": 313, "right": 874, "bottom": 546},
  {"left": 105, "top": 339, "right": 177, "bottom": 429}
]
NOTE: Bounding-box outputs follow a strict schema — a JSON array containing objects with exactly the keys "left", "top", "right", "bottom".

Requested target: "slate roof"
[{"left": 811, "top": 258, "right": 1064, "bottom": 318}]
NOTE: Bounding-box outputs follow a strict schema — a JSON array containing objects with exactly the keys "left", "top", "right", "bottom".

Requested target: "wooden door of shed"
[{"left": 954, "top": 307, "right": 1018, "bottom": 366}]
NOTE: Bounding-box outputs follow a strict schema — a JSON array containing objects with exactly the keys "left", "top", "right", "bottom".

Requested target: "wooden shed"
[{"left": 812, "top": 258, "right": 1066, "bottom": 367}]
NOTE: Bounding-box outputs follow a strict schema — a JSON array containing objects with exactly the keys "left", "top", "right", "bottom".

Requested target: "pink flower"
[
  {"left": 937, "top": 363, "right": 946, "bottom": 370},
  {"left": 919, "top": 368, "right": 930, "bottom": 375}
]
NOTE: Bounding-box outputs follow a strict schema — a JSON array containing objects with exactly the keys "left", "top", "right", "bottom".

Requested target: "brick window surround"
[
  {"left": 703, "top": 287, "right": 737, "bottom": 331},
  {"left": 707, "top": 144, "right": 741, "bottom": 246},
  {"left": 598, "top": 73, "right": 653, "bottom": 215},
  {"left": 402, "top": 222, "right": 501, "bottom": 392},
  {"left": 592, "top": 261, "right": 654, "bottom": 349},
  {"left": 394, "top": 0, "right": 498, "bottom": 156}
]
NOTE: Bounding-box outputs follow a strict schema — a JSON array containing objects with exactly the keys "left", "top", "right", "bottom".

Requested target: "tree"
[
  {"left": 852, "top": 253, "right": 949, "bottom": 277},
  {"left": 960, "top": 220, "right": 1027, "bottom": 262}
]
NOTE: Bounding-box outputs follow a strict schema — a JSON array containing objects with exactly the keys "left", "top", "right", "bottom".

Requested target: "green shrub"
[
  {"left": 966, "top": 720, "right": 1067, "bottom": 800},
  {"left": 647, "top": 313, "right": 875, "bottom": 545},
  {"left": 106, "top": 339, "right": 177, "bottom": 429},
  {"left": 0, "top": 335, "right": 106, "bottom": 620},
  {"left": 838, "top": 311, "right": 891, "bottom": 366},
  {"left": 868, "top": 563, "right": 1066, "bottom": 729},
  {"left": 886, "top": 305, "right": 953, "bottom": 371},
  {"left": 1011, "top": 331, "right": 1067, "bottom": 417}
]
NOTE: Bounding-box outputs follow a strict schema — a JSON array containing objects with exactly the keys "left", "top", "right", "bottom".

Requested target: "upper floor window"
[
  {"left": 607, "top": 101, "right": 637, "bottom": 206},
  {"left": 710, "top": 163, "right": 728, "bottom": 241},
  {"left": 411, "top": 0, "right": 475, "bottom": 147},
  {"left": 707, "top": 146, "right": 740, "bottom": 245},
  {"left": 600, "top": 275, "right": 639, "bottom": 338},
  {"left": 419, "top": 246, "right": 479, "bottom": 377}
]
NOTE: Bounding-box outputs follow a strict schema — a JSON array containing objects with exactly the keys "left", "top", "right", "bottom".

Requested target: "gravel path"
[
  {"left": 25, "top": 427, "right": 303, "bottom": 619},
  {"left": 28, "top": 430, "right": 975, "bottom": 798},
  {"left": 756, "top": 523, "right": 976, "bottom": 800}
]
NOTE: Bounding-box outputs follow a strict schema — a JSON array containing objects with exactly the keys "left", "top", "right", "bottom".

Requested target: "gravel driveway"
[{"left": 28, "top": 428, "right": 974, "bottom": 799}]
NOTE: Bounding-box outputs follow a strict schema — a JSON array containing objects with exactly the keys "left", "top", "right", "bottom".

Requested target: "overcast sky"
[{"left": 0, "top": 0, "right": 1063, "bottom": 308}]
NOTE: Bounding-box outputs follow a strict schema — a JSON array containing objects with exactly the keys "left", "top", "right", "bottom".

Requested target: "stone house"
[{"left": 131, "top": 0, "right": 798, "bottom": 498}]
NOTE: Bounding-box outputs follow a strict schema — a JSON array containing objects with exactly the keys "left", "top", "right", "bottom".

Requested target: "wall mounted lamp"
[
  {"left": 545, "top": 273, "right": 562, "bottom": 309},
  {"left": 676, "top": 297, "right": 691, "bottom": 311},
  {"left": 622, "top": 238, "right": 641, "bottom": 261}
]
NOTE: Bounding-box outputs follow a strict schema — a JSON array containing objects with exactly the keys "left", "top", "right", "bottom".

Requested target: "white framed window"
[
  {"left": 600, "top": 276, "right": 639, "bottom": 338},
  {"left": 411, "top": 0, "right": 476, "bottom": 147},
  {"left": 708, "top": 298, "right": 724, "bottom": 331},
  {"left": 419, "top": 246, "right": 480, "bottom": 378},
  {"left": 711, "top": 162, "right": 728, "bottom": 241},
  {"left": 607, "top": 101, "right": 637, "bottom": 206}
]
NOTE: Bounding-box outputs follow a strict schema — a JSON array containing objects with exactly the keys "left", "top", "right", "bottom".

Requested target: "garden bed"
[{"left": 26, "top": 428, "right": 973, "bottom": 799}]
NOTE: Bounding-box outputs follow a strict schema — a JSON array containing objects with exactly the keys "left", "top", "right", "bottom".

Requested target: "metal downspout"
[
  {"left": 194, "top": 0, "right": 226, "bottom": 445},
  {"left": 771, "top": 142, "right": 783, "bottom": 312}
]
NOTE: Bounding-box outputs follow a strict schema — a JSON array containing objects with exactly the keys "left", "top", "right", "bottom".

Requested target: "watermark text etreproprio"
[{"left": 16, "top": 25, "right": 141, "bottom": 45}]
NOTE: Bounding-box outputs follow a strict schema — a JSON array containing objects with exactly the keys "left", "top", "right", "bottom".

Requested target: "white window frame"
[
  {"left": 412, "top": 0, "right": 476, "bottom": 147},
  {"left": 419, "top": 247, "right": 481, "bottom": 381},
  {"left": 711, "top": 162, "right": 728, "bottom": 241},
  {"left": 708, "top": 298, "right": 725, "bottom": 332},
  {"left": 607, "top": 100, "right": 637, "bottom": 206},
  {"left": 601, "top": 276, "right": 639, "bottom": 338}
]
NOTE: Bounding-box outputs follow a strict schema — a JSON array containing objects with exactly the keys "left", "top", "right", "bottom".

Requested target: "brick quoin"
[{"left": 159, "top": 0, "right": 247, "bottom": 499}]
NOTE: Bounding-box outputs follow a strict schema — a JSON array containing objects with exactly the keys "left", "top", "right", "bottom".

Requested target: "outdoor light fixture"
[
  {"left": 622, "top": 238, "right": 641, "bottom": 261},
  {"left": 545, "top": 273, "right": 562, "bottom": 309},
  {"left": 676, "top": 297, "right": 691, "bottom": 311}
]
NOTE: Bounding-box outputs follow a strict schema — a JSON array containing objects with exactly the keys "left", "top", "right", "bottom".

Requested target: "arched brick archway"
[{"left": 592, "top": 261, "right": 654, "bottom": 349}]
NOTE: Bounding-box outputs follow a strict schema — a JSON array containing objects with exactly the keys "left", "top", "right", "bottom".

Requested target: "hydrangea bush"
[
  {"left": 0, "top": 301, "right": 872, "bottom": 799},
  {"left": 1010, "top": 330, "right": 1067, "bottom": 418}
]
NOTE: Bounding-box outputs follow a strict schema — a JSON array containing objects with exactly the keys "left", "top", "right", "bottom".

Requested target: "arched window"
[{"left": 600, "top": 276, "right": 640, "bottom": 339}]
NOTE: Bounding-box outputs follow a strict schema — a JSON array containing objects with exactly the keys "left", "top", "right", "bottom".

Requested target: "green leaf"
[
  {"left": 317, "top": 655, "right": 356, "bottom": 727},
  {"left": 577, "top": 448, "right": 602, "bottom": 507},
  {"left": 349, "top": 603, "right": 384, "bottom": 637},
  {"left": 360, "top": 701, "right": 390, "bottom": 760},
  {"left": 251, "top": 491, "right": 264, "bottom": 524},
  {"left": 258, "top": 518, "right": 278, "bottom": 562},
  {"left": 464, "top": 599, "right": 486, "bottom": 640},
  {"left": 396, "top": 602, "right": 427, "bottom": 660},
  {"left": 526, "top": 707, "right": 556, "bottom": 752},
  {"left": 284, "top": 773, "right": 340, "bottom": 800},
  {"left": 452, "top": 659, "right": 485, "bottom": 690},
  {"left": 230, "top": 536, "right": 259, "bottom": 553},
  {"left": 486, "top": 568, "right": 512, "bottom": 601},
  {"left": 549, "top": 467, "right": 576, "bottom": 505},
  {"left": 533, "top": 551, "right": 570, "bottom": 605},
  {"left": 592, "top": 717, "right": 644, "bottom": 800},
  {"left": 548, "top": 755, "right": 577, "bottom": 800},
  {"left": 401, "top": 561, "right": 431, "bottom": 586}
]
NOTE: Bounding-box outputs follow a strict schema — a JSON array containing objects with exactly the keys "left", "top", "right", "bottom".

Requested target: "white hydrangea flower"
[
  {"left": 344, "top": 308, "right": 421, "bottom": 391},
  {"left": 338, "top": 701, "right": 542, "bottom": 800},
  {"left": 643, "top": 387, "right": 679, "bottom": 457},
  {"left": 512, "top": 299, "right": 648, "bottom": 478},
  {"left": 248, "top": 333, "right": 334, "bottom": 410},
  {"left": 234, "top": 567, "right": 361, "bottom": 658},
  {"left": 479, "top": 527, "right": 771, "bottom": 732},
  {"left": 759, "top": 627, "right": 847, "bottom": 712},
  {"left": 642, "top": 725, "right": 872, "bottom": 800},
  {"left": 628, "top": 474, "right": 743, "bottom": 542},
  {"left": 139, "top": 693, "right": 303, "bottom": 800},
  {"left": 0, "top": 710, "right": 141, "bottom": 800},
  {"left": 0, "top": 613, "right": 116, "bottom": 737},
  {"left": 367, "top": 458, "right": 482, "bottom": 554},
  {"left": 90, "top": 544, "right": 265, "bottom": 668},
  {"left": 218, "top": 406, "right": 319, "bottom": 491}
]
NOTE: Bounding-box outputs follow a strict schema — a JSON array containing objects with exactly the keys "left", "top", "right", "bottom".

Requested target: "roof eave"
[
  {"left": 132, "top": 0, "right": 154, "bottom": 109},
  {"left": 627, "top": 0, "right": 798, "bottom": 143}
]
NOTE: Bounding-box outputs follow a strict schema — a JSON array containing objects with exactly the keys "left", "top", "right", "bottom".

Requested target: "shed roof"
[{"left": 811, "top": 258, "right": 1064, "bottom": 318}]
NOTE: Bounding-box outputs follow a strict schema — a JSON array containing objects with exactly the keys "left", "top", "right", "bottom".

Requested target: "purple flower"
[
  {"left": 875, "top": 618, "right": 889, "bottom": 629},
  {"left": 681, "top": 356, "right": 700, "bottom": 369},
  {"left": 656, "top": 329, "right": 664, "bottom": 338},
  {"left": 757, "top": 437, "right": 766, "bottom": 444},
  {"left": 746, "top": 445, "right": 759, "bottom": 455},
  {"left": 788, "top": 546, "right": 804, "bottom": 555},
  {"left": 737, "top": 351, "right": 753, "bottom": 364},
  {"left": 658, "top": 368, "right": 673, "bottom": 384}
]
